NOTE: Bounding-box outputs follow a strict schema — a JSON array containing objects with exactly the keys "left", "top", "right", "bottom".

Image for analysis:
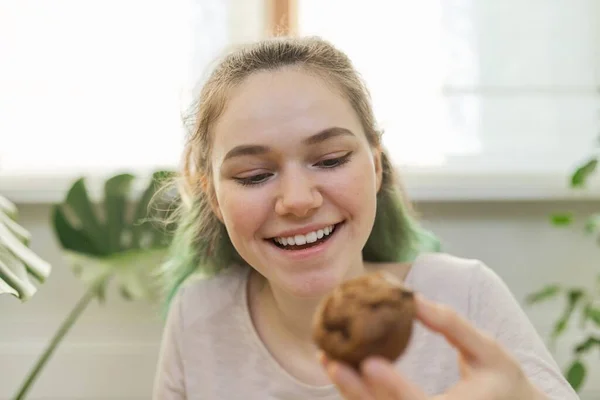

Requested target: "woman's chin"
[{"left": 277, "top": 268, "right": 347, "bottom": 299}]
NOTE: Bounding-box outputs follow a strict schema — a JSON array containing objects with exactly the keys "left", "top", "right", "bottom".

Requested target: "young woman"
[{"left": 152, "top": 36, "right": 578, "bottom": 399}]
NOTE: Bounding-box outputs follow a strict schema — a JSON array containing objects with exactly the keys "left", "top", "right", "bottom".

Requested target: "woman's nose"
[{"left": 275, "top": 169, "right": 323, "bottom": 217}]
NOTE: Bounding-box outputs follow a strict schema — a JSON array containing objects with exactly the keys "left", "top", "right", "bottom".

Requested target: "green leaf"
[
  {"left": 0, "top": 210, "right": 31, "bottom": 244},
  {"left": 120, "top": 286, "right": 133, "bottom": 301},
  {"left": 571, "top": 158, "right": 598, "bottom": 188},
  {"left": 52, "top": 172, "right": 176, "bottom": 304},
  {"left": 109, "top": 248, "right": 168, "bottom": 301},
  {"left": 550, "top": 213, "right": 573, "bottom": 226},
  {"left": 551, "top": 319, "right": 568, "bottom": 341},
  {"left": 574, "top": 336, "right": 600, "bottom": 355},
  {"left": 551, "top": 290, "right": 585, "bottom": 342},
  {"left": 104, "top": 174, "right": 135, "bottom": 253},
  {"left": 62, "top": 248, "right": 167, "bottom": 302},
  {"left": 0, "top": 222, "right": 51, "bottom": 283},
  {"left": 65, "top": 251, "right": 112, "bottom": 290},
  {"left": 0, "top": 195, "right": 18, "bottom": 219},
  {"left": 584, "top": 214, "right": 600, "bottom": 234},
  {"left": 95, "top": 280, "right": 108, "bottom": 304},
  {"left": 52, "top": 206, "right": 103, "bottom": 256},
  {"left": 568, "top": 289, "right": 585, "bottom": 307},
  {"left": 525, "top": 284, "right": 561, "bottom": 305},
  {"left": 0, "top": 195, "right": 52, "bottom": 300},
  {"left": 0, "top": 248, "right": 36, "bottom": 300},
  {"left": 566, "top": 360, "right": 586, "bottom": 392},
  {"left": 63, "top": 178, "right": 108, "bottom": 254},
  {"left": 584, "top": 305, "right": 600, "bottom": 326},
  {"left": 0, "top": 276, "right": 18, "bottom": 297},
  {"left": 581, "top": 301, "right": 592, "bottom": 329}
]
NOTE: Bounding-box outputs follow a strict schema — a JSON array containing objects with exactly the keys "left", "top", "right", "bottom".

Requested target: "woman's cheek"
[{"left": 220, "top": 187, "right": 271, "bottom": 233}]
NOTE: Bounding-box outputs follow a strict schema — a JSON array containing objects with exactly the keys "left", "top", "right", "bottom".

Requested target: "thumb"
[
  {"left": 458, "top": 353, "right": 471, "bottom": 378},
  {"left": 361, "top": 358, "right": 428, "bottom": 400}
]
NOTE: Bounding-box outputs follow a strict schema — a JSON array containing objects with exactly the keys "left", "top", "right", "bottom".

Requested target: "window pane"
[
  {"left": 0, "top": 0, "right": 228, "bottom": 174},
  {"left": 298, "top": 0, "right": 600, "bottom": 173}
]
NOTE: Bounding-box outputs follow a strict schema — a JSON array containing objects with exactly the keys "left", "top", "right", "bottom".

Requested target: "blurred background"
[{"left": 1, "top": 0, "right": 600, "bottom": 398}]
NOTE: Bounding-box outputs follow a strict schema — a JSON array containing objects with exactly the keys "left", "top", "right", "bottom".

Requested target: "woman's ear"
[
  {"left": 209, "top": 191, "right": 224, "bottom": 222},
  {"left": 373, "top": 146, "right": 383, "bottom": 192},
  {"left": 201, "top": 174, "right": 224, "bottom": 222},
  {"left": 211, "top": 197, "right": 224, "bottom": 222}
]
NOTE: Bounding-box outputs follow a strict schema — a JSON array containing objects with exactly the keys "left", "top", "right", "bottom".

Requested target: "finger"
[
  {"left": 432, "top": 379, "right": 491, "bottom": 400},
  {"left": 361, "top": 357, "right": 427, "bottom": 400},
  {"left": 327, "top": 361, "right": 375, "bottom": 400},
  {"left": 364, "top": 371, "right": 395, "bottom": 400},
  {"left": 362, "top": 359, "right": 402, "bottom": 400},
  {"left": 414, "top": 294, "right": 500, "bottom": 365}
]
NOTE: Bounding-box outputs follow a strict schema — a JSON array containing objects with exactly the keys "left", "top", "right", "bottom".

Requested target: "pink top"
[{"left": 153, "top": 252, "right": 579, "bottom": 399}]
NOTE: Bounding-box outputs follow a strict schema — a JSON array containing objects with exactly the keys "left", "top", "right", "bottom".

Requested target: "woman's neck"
[
  {"left": 250, "top": 262, "right": 368, "bottom": 346},
  {"left": 265, "top": 283, "right": 327, "bottom": 343}
]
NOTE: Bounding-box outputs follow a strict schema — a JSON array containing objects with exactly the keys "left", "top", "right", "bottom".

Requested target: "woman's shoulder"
[
  {"left": 409, "top": 252, "right": 489, "bottom": 280},
  {"left": 406, "top": 252, "right": 506, "bottom": 312},
  {"left": 409, "top": 251, "right": 486, "bottom": 281},
  {"left": 175, "top": 265, "right": 249, "bottom": 328}
]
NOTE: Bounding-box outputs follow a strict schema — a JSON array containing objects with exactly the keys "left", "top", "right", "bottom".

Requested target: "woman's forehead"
[{"left": 211, "top": 68, "right": 362, "bottom": 149}]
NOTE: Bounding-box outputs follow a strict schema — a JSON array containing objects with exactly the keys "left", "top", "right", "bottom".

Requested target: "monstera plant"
[
  {"left": 0, "top": 195, "right": 52, "bottom": 301},
  {"left": 526, "top": 155, "right": 600, "bottom": 393},
  {"left": 51, "top": 171, "right": 176, "bottom": 301},
  {"left": 13, "top": 170, "right": 177, "bottom": 400}
]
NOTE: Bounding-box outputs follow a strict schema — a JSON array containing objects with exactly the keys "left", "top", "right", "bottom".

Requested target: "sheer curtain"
[
  {"left": 0, "top": 0, "right": 228, "bottom": 175},
  {"left": 298, "top": 0, "right": 600, "bottom": 174}
]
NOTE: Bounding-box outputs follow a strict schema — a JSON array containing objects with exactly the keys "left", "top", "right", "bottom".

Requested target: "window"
[
  {"left": 0, "top": 0, "right": 228, "bottom": 174},
  {"left": 2, "top": 0, "right": 599, "bottom": 201},
  {"left": 297, "top": 0, "right": 600, "bottom": 174}
]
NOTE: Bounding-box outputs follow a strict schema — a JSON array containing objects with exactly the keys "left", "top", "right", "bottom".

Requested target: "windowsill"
[
  {"left": 400, "top": 168, "right": 600, "bottom": 202},
  {"left": 2, "top": 167, "right": 599, "bottom": 204}
]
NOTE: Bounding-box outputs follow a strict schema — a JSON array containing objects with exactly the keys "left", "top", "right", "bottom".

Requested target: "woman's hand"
[{"left": 319, "top": 294, "right": 547, "bottom": 400}]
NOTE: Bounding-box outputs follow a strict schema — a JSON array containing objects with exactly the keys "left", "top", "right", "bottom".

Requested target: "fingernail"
[
  {"left": 327, "top": 362, "right": 353, "bottom": 385},
  {"left": 362, "top": 358, "right": 387, "bottom": 377},
  {"left": 333, "top": 365, "right": 354, "bottom": 385}
]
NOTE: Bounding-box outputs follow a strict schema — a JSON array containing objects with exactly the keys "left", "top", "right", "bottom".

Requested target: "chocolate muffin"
[{"left": 312, "top": 271, "right": 416, "bottom": 370}]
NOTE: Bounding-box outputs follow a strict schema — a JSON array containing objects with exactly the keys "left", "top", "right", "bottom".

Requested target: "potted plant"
[
  {"left": 12, "top": 170, "right": 177, "bottom": 399},
  {"left": 526, "top": 155, "right": 600, "bottom": 393}
]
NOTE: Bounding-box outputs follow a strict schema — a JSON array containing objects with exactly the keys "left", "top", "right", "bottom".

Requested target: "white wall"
[{"left": 1, "top": 199, "right": 599, "bottom": 399}]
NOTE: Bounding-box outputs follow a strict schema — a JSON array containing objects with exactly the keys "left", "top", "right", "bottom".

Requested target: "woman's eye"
[
  {"left": 234, "top": 173, "right": 272, "bottom": 186},
  {"left": 315, "top": 152, "right": 353, "bottom": 168}
]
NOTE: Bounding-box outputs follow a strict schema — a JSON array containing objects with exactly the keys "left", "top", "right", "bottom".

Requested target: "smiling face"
[{"left": 210, "top": 67, "right": 382, "bottom": 298}]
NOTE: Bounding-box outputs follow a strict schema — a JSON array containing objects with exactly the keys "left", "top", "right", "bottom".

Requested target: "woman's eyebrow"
[
  {"left": 222, "top": 126, "right": 355, "bottom": 163},
  {"left": 302, "top": 127, "right": 355, "bottom": 145}
]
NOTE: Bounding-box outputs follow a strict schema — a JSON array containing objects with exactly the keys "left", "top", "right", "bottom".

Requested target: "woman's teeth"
[{"left": 274, "top": 225, "right": 335, "bottom": 247}]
